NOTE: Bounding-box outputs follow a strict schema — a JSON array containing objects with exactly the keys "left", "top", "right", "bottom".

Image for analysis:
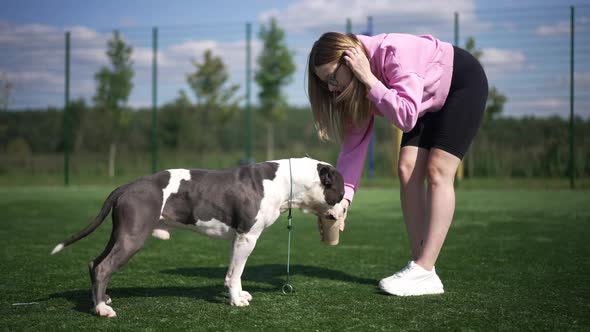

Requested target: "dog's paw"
[
  {"left": 230, "top": 294, "right": 250, "bottom": 307},
  {"left": 152, "top": 228, "right": 170, "bottom": 240},
  {"left": 240, "top": 291, "right": 252, "bottom": 301},
  {"left": 230, "top": 298, "right": 250, "bottom": 307},
  {"left": 95, "top": 302, "right": 117, "bottom": 318}
]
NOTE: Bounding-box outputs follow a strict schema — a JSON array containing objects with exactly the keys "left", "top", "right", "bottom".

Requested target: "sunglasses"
[{"left": 325, "top": 61, "right": 343, "bottom": 87}]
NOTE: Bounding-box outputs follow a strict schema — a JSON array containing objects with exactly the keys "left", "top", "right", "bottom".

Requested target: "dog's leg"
[
  {"left": 225, "top": 233, "right": 259, "bottom": 306},
  {"left": 89, "top": 198, "right": 159, "bottom": 318}
]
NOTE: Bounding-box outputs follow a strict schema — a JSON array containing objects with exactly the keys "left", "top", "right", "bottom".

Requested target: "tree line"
[{"left": 2, "top": 102, "right": 588, "bottom": 178}]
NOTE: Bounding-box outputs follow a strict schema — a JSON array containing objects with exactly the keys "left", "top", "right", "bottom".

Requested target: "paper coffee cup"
[{"left": 320, "top": 218, "right": 341, "bottom": 246}]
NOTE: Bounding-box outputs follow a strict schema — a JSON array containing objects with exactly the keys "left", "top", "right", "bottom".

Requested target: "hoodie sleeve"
[
  {"left": 366, "top": 51, "right": 425, "bottom": 133},
  {"left": 336, "top": 116, "right": 374, "bottom": 202}
]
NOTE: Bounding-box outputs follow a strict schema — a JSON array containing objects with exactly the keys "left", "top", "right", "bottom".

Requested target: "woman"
[{"left": 308, "top": 32, "right": 488, "bottom": 296}]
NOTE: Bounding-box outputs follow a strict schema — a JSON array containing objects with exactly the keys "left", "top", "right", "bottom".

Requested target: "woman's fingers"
[{"left": 343, "top": 46, "right": 377, "bottom": 89}]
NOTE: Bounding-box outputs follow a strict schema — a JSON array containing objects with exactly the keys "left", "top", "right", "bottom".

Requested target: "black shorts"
[{"left": 401, "top": 46, "right": 489, "bottom": 159}]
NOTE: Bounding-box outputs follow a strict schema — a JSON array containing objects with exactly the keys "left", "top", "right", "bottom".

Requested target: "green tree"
[
  {"left": 187, "top": 49, "right": 241, "bottom": 125},
  {"left": 254, "top": 18, "right": 296, "bottom": 160},
  {"left": 69, "top": 98, "right": 89, "bottom": 153},
  {"left": 160, "top": 90, "right": 193, "bottom": 149},
  {"left": 486, "top": 86, "right": 507, "bottom": 121},
  {"left": 93, "top": 30, "right": 134, "bottom": 177}
]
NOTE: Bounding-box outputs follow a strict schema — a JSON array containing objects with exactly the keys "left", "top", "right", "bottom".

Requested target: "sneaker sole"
[{"left": 379, "top": 284, "right": 444, "bottom": 297}]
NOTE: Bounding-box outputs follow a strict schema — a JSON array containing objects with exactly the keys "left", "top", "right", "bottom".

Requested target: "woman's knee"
[
  {"left": 398, "top": 157, "right": 425, "bottom": 185},
  {"left": 426, "top": 155, "right": 459, "bottom": 186},
  {"left": 398, "top": 147, "right": 429, "bottom": 185}
]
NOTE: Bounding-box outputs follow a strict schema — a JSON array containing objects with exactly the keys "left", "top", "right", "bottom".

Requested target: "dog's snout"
[{"left": 324, "top": 213, "right": 337, "bottom": 220}]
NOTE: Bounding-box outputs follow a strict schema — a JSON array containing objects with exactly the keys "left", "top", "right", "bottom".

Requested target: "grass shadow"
[
  {"left": 42, "top": 264, "right": 376, "bottom": 316},
  {"left": 161, "top": 263, "right": 376, "bottom": 288},
  {"left": 43, "top": 284, "right": 234, "bottom": 315}
]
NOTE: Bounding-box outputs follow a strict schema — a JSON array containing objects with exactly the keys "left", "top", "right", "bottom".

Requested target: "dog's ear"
[
  {"left": 317, "top": 163, "right": 345, "bottom": 205},
  {"left": 317, "top": 164, "right": 332, "bottom": 186}
]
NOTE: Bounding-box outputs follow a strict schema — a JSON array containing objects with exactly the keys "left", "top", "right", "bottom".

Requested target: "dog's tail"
[{"left": 50, "top": 184, "right": 129, "bottom": 255}]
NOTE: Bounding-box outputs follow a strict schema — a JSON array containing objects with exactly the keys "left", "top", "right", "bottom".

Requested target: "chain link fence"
[{"left": 0, "top": 4, "right": 588, "bottom": 185}]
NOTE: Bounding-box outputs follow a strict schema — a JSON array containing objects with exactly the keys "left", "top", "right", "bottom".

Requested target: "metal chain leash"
[{"left": 282, "top": 158, "right": 294, "bottom": 294}]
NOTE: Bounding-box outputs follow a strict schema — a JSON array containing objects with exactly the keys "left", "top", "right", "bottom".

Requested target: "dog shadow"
[
  {"left": 44, "top": 264, "right": 376, "bottom": 315},
  {"left": 162, "top": 263, "right": 376, "bottom": 288}
]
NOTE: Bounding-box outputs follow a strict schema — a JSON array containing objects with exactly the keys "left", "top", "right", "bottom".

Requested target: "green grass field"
[{"left": 1, "top": 185, "right": 589, "bottom": 331}]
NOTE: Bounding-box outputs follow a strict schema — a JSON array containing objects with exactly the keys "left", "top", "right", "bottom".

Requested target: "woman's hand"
[
  {"left": 337, "top": 198, "right": 350, "bottom": 231},
  {"left": 317, "top": 198, "right": 350, "bottom": 241},
  {"left": 343, "top": 47, "right": 378, "bottom": 90}
]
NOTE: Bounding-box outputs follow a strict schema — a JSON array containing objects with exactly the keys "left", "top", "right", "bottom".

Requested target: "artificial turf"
[{"left": 1, "top": 185, "right": 588, "bottom": 331}]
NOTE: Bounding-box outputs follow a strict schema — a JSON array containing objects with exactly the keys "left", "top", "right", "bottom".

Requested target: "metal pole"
[
  {"left": 454, "top": 12, "right": 459, "bottom": 46},
  {"left": 152, "top": 27, "right": 158, "bottom": 173},
  {"left": 346, "top": 18, "right": 352, "bottom": 34},
  {"left": 64, "top": 31, "right": 70, "bottom": 186},
  {"left": 569, "top": 6, "right": 575, "bottom": 189},
  {"left": 245, "top": 22, "right": 253, "bottom": 163}
]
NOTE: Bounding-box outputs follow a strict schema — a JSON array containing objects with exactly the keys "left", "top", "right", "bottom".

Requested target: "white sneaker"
[{"left": 378, "top": 261, "right": 444, "bottom": 296}]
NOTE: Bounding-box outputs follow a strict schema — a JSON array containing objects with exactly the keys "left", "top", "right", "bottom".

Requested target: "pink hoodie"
[{"left": 338, "top": 33, "right": 454, "bottom": 202}]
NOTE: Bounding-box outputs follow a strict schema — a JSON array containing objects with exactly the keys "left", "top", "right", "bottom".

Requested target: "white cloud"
[
  {"left": 133, "top": 47, "right": 159, "bottom": 67},
  {"left": 14, "top": 23, "right": 58, "bottom": 35},
  {"left": 535, "top": 21, "right": 570, "bottom": 37},
  {"left": 0, "top": 19, "right": 265, "bottom": 108},
  {"left": 5, "top": 6, "right": 585, "bottom": 117},
  {"left": 535, "top": 16, "right": 589, "bottom": 37},
  {"left": 0, "top": 21, "right": 62, "bottom": 44},
  {"left": 518, "top": 98, "right": 566, "bottom": 109},
  {"left": 72, "top": 48, "right": 107, "bottom": 64},
  {"left": 68, "top": 26, "right": 103, "bottom": 42},
  {"left": 9, "top": 71, "right": 62, "bottom": 86},
  {"left": 480, "top": 48, "right": 526, "bottom": 72},
  {"left": 164, "top": 39, "right": 262, "bottom": 75},
  {"left": 259, "top": 0, "right": 478, "bottom": 34},
  {"left": 169, "top": 40, "right": 218, "bottom": 56}
]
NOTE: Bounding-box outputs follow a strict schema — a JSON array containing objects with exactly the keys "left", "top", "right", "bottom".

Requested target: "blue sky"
[{"left": 1, "top": 0, "right": 589, "bottom": 118}]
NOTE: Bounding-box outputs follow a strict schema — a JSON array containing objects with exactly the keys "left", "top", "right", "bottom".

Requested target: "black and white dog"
[{"left": 51, "top": 157, "right": 345, "bottom": 317}]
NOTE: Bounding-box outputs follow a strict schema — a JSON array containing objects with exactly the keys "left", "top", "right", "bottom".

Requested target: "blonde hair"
[{"left": 308, "top": 32, "right": 372, "bottom": 142}]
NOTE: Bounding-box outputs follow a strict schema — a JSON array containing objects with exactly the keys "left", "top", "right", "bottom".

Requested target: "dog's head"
[
  {"left": 317, "top": 163, "right": 345, "bottom": 206},
  {"left": 298, "top": 161, "right": 345, "bottom": 220}
]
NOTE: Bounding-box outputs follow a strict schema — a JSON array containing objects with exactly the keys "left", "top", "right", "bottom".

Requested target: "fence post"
[
  {"left": 64, "top": 31, "right": 71, "bottom": 186},
  {"left": 245, "top": 22, "right": 253, "bottom": 164},
  {"left": 152, "top": 27, "right": 158, "bottom": 173},
  {"left": 569, "top": 6, "right": 575, "bottom": 189}
]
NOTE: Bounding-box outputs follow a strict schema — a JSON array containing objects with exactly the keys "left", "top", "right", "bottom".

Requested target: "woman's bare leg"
[
  {"left": 415, "top": 148, "right": 461, "bottom": 271},
  {"left": 398, "top": 146, "right": 430, "bottom": 260}
]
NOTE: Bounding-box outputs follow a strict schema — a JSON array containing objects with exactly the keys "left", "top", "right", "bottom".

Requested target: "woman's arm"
[
  {"left": 345, "top": 47, "right": 425, "bottom": 133},
  {"left": 337, "top": 116, "right": 374, "bottom": 202}
]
